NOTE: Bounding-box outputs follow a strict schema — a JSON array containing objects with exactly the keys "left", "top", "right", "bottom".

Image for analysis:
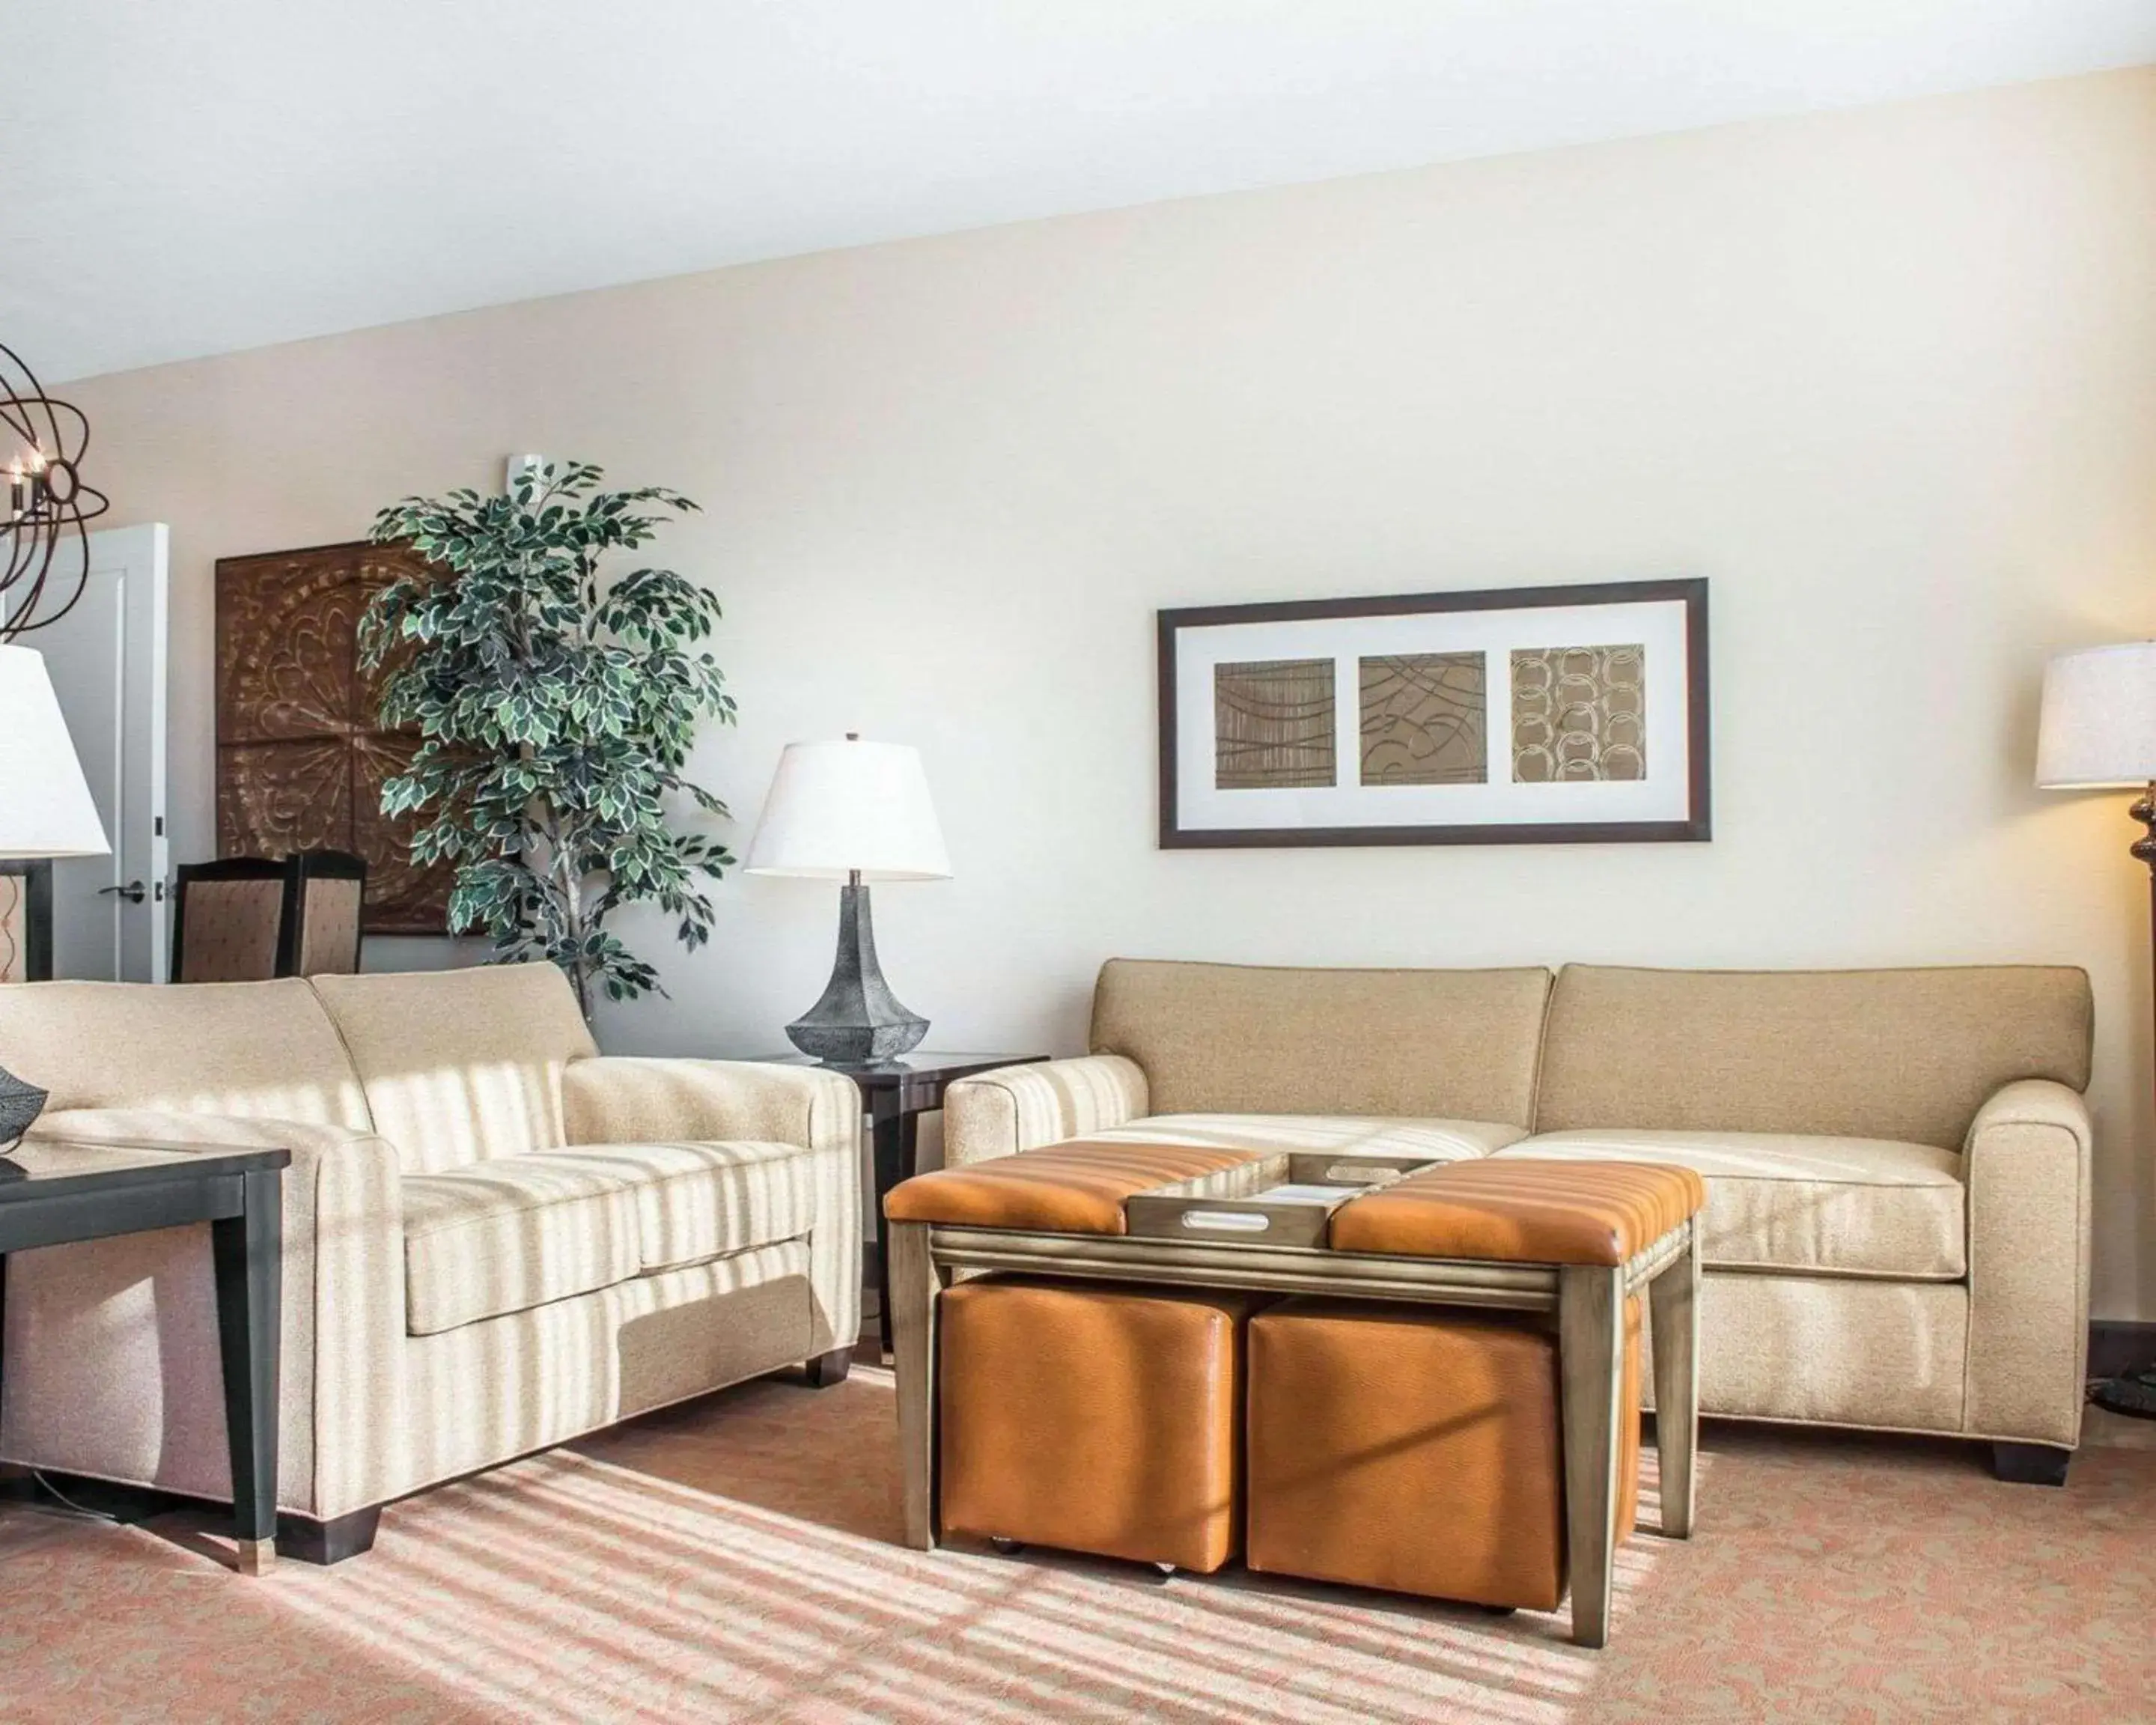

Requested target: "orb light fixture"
[{"left": 1, "top": 340, "right": 109, "bottom": 639}]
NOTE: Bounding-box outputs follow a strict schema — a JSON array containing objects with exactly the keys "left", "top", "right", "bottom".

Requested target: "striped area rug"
[{"left": 1, "top": 1363, "right": 2147, "bottom": 1723}]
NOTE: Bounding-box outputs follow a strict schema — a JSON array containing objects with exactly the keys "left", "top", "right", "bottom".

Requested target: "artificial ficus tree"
[{"left": 359, "top": 460, "right": 735, "bottom": 1015}]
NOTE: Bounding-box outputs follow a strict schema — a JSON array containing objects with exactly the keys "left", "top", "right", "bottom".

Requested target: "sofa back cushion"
[
  {"left": 309, "top": 964, "right": 598, "bottom": 1172},
  {"left": 0, "top": 977, "right": 371, "bottom": 1125},
  {"left": 1534, "top": 964, "right": 2093, "bottom": 1149},
  {"left": 1089, "top": 958, "right": 1553, "bottom": 1124}
]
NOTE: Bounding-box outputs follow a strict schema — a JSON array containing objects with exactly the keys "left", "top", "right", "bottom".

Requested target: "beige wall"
[{"left": 61, "top": 67, "right": 2156, "bottom": 1314}]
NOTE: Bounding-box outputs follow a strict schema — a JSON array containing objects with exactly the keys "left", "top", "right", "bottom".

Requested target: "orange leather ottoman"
[
  {"left": 938, "top": 1277, "right": 1256, "bottom": 1574},
  {"left": 1246, "top": 1296, "right": 1642, "bottom": 1612}
]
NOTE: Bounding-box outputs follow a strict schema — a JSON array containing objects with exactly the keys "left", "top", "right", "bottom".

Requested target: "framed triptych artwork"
[{"left": 1158, "top": 579, "right": 1710, "bottom": 848}]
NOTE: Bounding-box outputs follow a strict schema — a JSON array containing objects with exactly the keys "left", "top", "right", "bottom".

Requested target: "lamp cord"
[{"left": 21, "top": 1469, "right": 121, "bottom": 1524}]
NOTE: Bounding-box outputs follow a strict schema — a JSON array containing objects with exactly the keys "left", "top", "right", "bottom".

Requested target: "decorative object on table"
[
  {"left": 216, "top": 538, "right": 456, "bottom": 935},
  {"left": 748, "top": 734, "right": 951, "bottom": 1063},
  {"left": 761, "top": 1050, "right": 1048, "bottom": 1357},
  {"left": 1, "top": 339, "right": 109, "bottom": 639},
  {"left": 2036, "top": 639, "right": 2156, "bottom": 1420},
  {"left": 0, "top": 642, "right": 109, "bottom": 1146},
  {"left": 0, "top": 1067, "right": 48, "bottom": 1151},
  {"left": 1158, "top": 579, "right": 1710, "bottom": 848},
  {"left": 0, "top": 857, "right": 54, "bottom": 982},
  {"left": 360, "top": 460, "right": 736, "bottom": 1015}
]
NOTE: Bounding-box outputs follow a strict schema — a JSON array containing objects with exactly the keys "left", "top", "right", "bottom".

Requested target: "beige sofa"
[
  {"left": 0, "top": 963, "right": 860, "bottom": 1559},
  {"left": 945, "top": 959, "right": 2095, "bottom": 1481}
]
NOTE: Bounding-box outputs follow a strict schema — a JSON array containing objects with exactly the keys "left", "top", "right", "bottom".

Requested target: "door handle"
[{"left": 97, "top": 880, "right": 147, "bottom": 904}]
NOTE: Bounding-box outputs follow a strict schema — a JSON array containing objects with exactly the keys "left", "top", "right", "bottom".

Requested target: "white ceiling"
[{"left": 7, "top": 1, "right": 2153, "bottom": 383}]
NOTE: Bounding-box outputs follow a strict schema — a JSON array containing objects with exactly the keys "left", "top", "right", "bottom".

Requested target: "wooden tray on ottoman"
[{"left": 1123, "top": 1151, "right": 1438, "bottom": 1249}]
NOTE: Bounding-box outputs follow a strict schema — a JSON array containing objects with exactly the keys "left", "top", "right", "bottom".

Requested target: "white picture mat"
[{"left": 1175, "top": 598, "right": 1693, "bottom": 831}]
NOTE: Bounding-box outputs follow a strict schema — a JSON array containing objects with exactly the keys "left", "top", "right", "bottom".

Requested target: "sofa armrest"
[
  {"left": 559, "top": 1058, "right": 862, "bottom": 1354},
  {"left": 7, "top": 1108, "right": 408, "bottom": 1519},
  {"left": 943, "top": 1056, "right": 1150, "bottom": 1166},
  {"left": 1961, "top": 1079, "right": 2092, "bottom": 1447},
  {"left": 561, "top": 1057, "right": 860, "bottom": 1158}
]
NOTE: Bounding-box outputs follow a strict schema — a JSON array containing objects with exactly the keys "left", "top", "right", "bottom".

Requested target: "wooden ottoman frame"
[{"left": 886, "top": 1202, "right": 1701, "bottom": 1649}]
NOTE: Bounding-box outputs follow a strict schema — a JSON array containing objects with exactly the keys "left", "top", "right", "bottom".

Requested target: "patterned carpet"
[{"left": 0, "top": 1363, "right": 2149, "bottom": 1724}]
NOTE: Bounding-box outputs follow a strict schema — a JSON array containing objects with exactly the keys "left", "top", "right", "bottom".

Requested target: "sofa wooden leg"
[
  {"left": 803, "top": 1346, "right": 852, "bottom": 1389},
  {"left": 1991, "top": 1442, "right": 2071, "bottom": 1487},
  {"left": 279, "top": 1505, "right": 382, "bottom": 1565}
]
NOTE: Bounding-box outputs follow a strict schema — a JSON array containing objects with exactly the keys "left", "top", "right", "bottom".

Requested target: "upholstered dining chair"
[
  {"left": 0, "top": 860, "right": 53, "bottom": 983},
  {"left": 171, "top": 857, "right": 293, "bottom": 983},
  {"left": 171, "top": 851, "right": 371, "bottom": 982},
  {"left": 285, "top": 848, "right": 368, "bottom": 976}
]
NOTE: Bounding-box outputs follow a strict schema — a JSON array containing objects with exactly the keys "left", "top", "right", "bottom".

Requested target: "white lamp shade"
[
  {"left": 0, "top": 643, "right": 109, "bottom": 857},
  {"left": 2035, "top": 642, "right": 2156, "bottom": 790},
  {"left": 746, "top": 737, "right": 951, "bottom": 881}
]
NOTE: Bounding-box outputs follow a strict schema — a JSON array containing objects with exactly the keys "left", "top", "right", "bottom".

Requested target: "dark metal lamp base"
[
  {"left": 2091, "top": 1363, "right": 2156, "bottom": 1420},
  {"left": 0, "top": 1062, "right": 48, "bottom": 1154},
  {"left": 785, "top": 880, "right": 929, "bottom": 1066}
]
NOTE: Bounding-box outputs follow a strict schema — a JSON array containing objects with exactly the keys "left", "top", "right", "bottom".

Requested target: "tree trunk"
[{"left": 559, "top": 849, "right": 594, "bottom": 1020}]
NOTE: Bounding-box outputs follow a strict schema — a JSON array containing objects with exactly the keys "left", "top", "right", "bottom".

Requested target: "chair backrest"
[
  {"left": 171, "top": 857, "right": 290, "bottom": 984},
  {"left": 0, "top": 861, "right": 52, "bottom": 984},
  {"left": 1088, "top": 958, "right": 1555, "bottom": 1125},
  {"left": 288, "top": 849, "right": 368, "bottom": 976},
  {"left": 1533, "top": 964, "right": 2095, "bottom": 1149},
  {"left": 0, "top": 976, "right": 373, "bottom": 1125},
  {"left": 308, "top": 964, "right": 599, "bottom": 1172}
]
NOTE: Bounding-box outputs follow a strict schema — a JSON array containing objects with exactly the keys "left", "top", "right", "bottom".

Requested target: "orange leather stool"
[
  {"left": 938, "top": 1277, "right": 1257, "bottom": 1574},
  {"left": 1246, "top": 1295, "right": 1642, "bottom": 1612}
]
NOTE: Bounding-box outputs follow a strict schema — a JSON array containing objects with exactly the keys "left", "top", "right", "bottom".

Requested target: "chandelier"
[{"left": 1, "top": 340, "right": 108, "bottom": 639}]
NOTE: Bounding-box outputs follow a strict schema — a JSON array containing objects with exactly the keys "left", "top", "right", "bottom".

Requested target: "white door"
[{"left": 15, "top": 525, "right": 171, "bottom": 981}]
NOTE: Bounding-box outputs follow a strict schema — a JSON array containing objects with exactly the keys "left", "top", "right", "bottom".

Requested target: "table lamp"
[
  {"left": 0, "top": 642, "right": 110, "bottom": 1146},
  {"left": 2035, "top": 639, "right": 2156, "bottom": 1418},
  {"left": 746, "top": 734, "right": 950, "bottom": 1065}
]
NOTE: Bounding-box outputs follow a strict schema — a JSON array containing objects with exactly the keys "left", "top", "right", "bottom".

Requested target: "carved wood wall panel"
[{"left": 216, "top": 541, "right": 455, "bottom": 935}]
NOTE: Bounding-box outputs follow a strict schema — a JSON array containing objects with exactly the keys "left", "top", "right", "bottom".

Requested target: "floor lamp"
[
  {"left": 2036, "top": 640, "right": 2156, "bottom": 1417},
  {"left": 0, "top": 642, "right": 110, "bottom": 1146}
]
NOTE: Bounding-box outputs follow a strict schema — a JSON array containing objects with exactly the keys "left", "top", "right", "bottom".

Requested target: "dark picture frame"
[{"left": 1158, "top": 578, "right": 1711, "bottom": 848}]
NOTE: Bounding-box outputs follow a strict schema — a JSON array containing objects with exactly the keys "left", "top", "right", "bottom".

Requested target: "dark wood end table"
[
  {"left": 0, "top": 1135, "right": 288, "bottom": 1573},
  {"left": 760, "top": 1052, "right": 1048, "bottom": 1357}
]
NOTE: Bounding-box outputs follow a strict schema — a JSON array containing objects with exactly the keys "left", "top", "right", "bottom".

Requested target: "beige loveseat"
[
  {"left": 0, "top": 963, "right": 860, "bottom": 1559},
  {"left": 945, "top": 959, "right": 2095, "bottom": 1482}
]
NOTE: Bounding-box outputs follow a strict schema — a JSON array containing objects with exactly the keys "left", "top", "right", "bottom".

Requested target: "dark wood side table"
[
  {"left": 762, "top": 1052, "right": 1047, "bottom": 1357},
  {"left": 0, "top": 1135, "right": 287, "bottom": 1573}
]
